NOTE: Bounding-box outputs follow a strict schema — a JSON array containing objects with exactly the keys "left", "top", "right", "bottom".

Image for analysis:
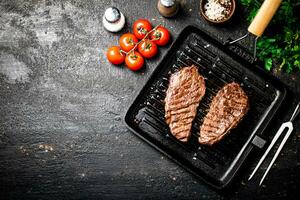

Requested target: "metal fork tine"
[
  {"left": 248, "top": 124, "right": 286, "bottom": 180},
  {"left": 249, "top": 102, "right": 300, "bottom": 185},
  {"left": 290, "top": 102, "right": 300, "bottom": 122},
  {"left": 259, "top": 122, "right": 294, "bottom": 185}
]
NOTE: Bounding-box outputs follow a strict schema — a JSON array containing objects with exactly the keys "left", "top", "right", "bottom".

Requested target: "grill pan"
[{"left": 124, "top": 25, "right": 286, "bottom": 189}]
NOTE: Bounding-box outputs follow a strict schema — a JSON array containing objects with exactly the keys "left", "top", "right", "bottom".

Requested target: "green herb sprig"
[{"left": 240, "top": 0, "right": 300, "bottom": 72}]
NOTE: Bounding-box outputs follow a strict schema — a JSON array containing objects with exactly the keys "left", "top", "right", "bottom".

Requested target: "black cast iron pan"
[{"left": 124, "top": 0, "right": 286, "bottom": 189}]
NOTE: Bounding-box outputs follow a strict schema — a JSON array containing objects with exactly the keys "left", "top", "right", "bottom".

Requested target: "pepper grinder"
[
  {"left": 103, "top": 7, "right": 125, "bottom": 32},
  {"left": 157, "top": 0, "right": 179, "bottom": 17}
]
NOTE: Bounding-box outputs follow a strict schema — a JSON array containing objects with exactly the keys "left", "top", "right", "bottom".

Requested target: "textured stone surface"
[{"left": 0, "top": 0, "right": 299, "bottom": 199}]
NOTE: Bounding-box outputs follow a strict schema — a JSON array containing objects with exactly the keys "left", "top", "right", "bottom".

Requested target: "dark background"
[{"left": 0, "top": 0, "right": 299, "bottom": 199}]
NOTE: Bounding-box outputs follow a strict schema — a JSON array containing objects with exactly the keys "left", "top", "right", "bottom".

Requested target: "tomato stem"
[
  {"left": 119, "top": 49, "right": 127, "bottom": 55},
  {"left": 150, "top": 37, "right": 160, "bottom": 41},
  {"left": 127, "top": 24, "right": 161, "bottom": 55}
]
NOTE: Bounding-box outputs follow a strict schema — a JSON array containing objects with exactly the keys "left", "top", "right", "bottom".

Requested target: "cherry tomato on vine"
[
  {"left": 138, "top": 40, "right": 158, "bottom": 59},
  {"left": 106, "top": 46, "right": 125, "bottom": 65},
  {"left": 119, "top": 33, "right": 138, "bottom": 52},
  {"left": 125, "top": 51, "right": 144, "bottom": 71},
  {"left": 150, "top": 26, "right": 170, "bottom": 46},
  {"left": 133, "top": 19, "right": 153, "bottom": 40}
]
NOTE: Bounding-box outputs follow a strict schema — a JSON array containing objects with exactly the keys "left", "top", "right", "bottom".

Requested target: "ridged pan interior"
[{"left": 125, "top": 26, "right": 286, "bottom": 188}]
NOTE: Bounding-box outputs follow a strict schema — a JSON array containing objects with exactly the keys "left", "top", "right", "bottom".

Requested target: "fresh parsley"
[{"left": 240, "top": 0, "right": 300, "bottom": 72}]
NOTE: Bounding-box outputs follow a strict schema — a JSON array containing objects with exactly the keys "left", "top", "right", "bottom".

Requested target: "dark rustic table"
[{"left": 0, "top": 0, "right": 299, "bottom": 199}]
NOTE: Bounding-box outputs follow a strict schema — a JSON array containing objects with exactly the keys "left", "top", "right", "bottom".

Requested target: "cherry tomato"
[
  {"left": 125, "top": 51, "right": 144, "bottom": 71},
  {"left": 133, "top": 19, "right": 152, "bottom": 40},
  {"left": 138, "top": 40, "right": 158, "bottom": 59},
  {"left": 106, "top": 46, "right": 125, "bottom": 65},
  {"left": 150, "top": 26, "right": 170, "bottom": 46},
  {"left": 119, "top": 33, "right": 138, "bottom": 52}
]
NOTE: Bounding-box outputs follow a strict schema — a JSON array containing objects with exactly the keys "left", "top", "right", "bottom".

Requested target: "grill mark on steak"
[
  {"left": 170, "top": 113, "right": 199, "bottom": 124},
  {"left": 205, "top": 108, "right": 243, "bottom": 121},
  {"left": 169, "top": 104, "right": 198, "bottom": 115},
  {"left": 166, "top": 81, "right": 203, "bottom": 106},
  {"left": 174, "top": 128, "right": 192, "bottom": 137},
  {"left": 165, "top": 107, "right": 192, "bottom": 123},
  {"left": 168, "top": 93, "right": 203, "bottom": 108},
  {"left": 200, "top": 122, "right": 219, "bottom": 130},
  {"left": 171, "top": 120, "right": 195, "bottom": 132},
  {"left": 167, "top": 98, "right": 202, "bottom": 112},
  {"left": 199, "top": 82, "right": 249, "bottom": 145},
  {"left": 165, "top": 65, "right": 206, "bottom": 142},
  {"left": 170, "top": 115, "right": 198, "bottom": 132},
  {"left": 230, "top": 98, "right": 248, "bottom": 105},
  {"left": 167, "top": 92, "right": 203, "bottom": 109}
]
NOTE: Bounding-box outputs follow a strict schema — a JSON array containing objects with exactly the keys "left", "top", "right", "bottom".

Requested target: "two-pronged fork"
[{"left": 248, "top": 102, "right": 300, "bottom": 185}]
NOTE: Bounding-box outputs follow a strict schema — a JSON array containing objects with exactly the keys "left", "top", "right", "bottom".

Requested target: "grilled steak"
[
  {"left": 199, "top": 82, "right": 249, "bottom": 145},
  {"left": 165, "top": 65, "right": 206, "bottom": 142}
]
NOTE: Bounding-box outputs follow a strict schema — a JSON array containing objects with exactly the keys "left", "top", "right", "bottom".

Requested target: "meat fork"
[{"left": 248, "top": 102, "right": 300, "bottom": 185}]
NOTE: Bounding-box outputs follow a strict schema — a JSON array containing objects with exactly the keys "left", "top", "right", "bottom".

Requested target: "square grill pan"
[{"left": 124, "top": 26, "right": 286, "bottom": 189}]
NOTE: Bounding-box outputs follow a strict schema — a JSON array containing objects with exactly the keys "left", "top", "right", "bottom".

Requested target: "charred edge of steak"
[
  {"left": 199, "top": 82, "right": 249, "bottom": 146},
  {"left": 165, "top": 65, "right": 206, "bottom": 142}
]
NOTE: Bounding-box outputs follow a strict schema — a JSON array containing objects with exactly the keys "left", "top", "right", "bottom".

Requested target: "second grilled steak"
[
  {"left": 199, "top": 82, "right": 249, "bottom": 145},
  {"left": 165, "top": 65, "right": 206, "bottom": 142}
]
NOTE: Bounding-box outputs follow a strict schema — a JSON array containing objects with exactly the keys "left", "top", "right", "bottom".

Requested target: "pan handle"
[{"left": 248, "top": 0, "right": 282, "bottom": 37}]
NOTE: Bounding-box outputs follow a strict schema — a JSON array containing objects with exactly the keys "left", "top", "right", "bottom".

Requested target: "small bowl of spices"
[{"left": 200, "top": 0, "right": 235, "bottom": 24}]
